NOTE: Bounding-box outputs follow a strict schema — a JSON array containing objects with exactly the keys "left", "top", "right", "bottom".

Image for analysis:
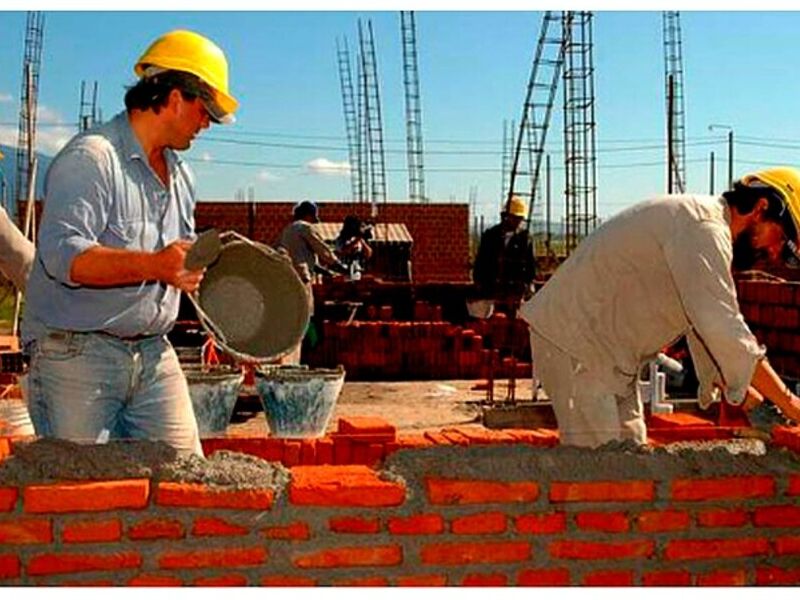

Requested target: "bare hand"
[
  {"left": 155, "top": 239, "right": 205, "bottom": 293},
  {"left": 779, "top": 395, "right": 800, "bottom": 423}
]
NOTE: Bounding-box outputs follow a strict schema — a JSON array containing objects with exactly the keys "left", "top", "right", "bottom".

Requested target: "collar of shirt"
[{"left": 109, "top": 111, "right": 183, "bottom": 183}]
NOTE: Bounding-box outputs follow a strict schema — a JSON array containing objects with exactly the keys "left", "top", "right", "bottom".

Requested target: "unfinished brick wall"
[
  {"left": 195, "top": 202, "right": 470, "bottom": 283},
  {"left": 3, "top": 418, "right": 800, "bottom": 587}
]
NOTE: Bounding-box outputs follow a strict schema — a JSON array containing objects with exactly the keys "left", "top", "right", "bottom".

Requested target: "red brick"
[
  {"left": 316, "top": 437, "right": 334, "bottom": 464},
  {"left": 289, "top": 465, "right": 405, "bottom": 506},
  {"left": 549, "top": 540, "right": 654, "bottom": 560},
  {"left": 283, "top": 441, "right": 302, "bottom": 467},
  {"left": 128, "top": 518, "right": 185, "bottom": 540},
  {"left": 391, "top": 434, "right": 435, "bottom": 451},
  {"left": 515, "top": 512, "right": 566, "bottom": 534},
  {"left": 156, "top": 482, "right": 273, "bottom": 510},
  {"left": 388, "top": 513, "right": 444, "bottom": 535},
  {"left": 696, "top": 570, "right": 747, "bottom": 586},
  {"left": 775, "top": 535, "right": 800, "bottom": 555},
  {"left": 27, "top": 551, "right": 142, "bottom": 576},
  {"left": 260, "top": 575, "right": 316, "bottom": 586},
  {"left": 293, "top": 544, "right": 402, "bottom": 568},
  {"left": 159, "top": 546, "right": 267, "bottom": 569},
  {"left": 261, "top": 521, "right": 310, "bottom": 540},
  {"left": 451, "top": 511, "right": 507, "bottom": 535},
  {"left": 421, "top": 541, "right": 531, "bottom": 565},
  {"left": 0, "top": 487, "right": 17, "bottom": 512},
  {"left": 756, "top": 566, "right": 800, "bottom": 585},
  {"left": 550, "top": 480, "right": 654, "bottom": 503},
  {"left": 333, "top": 437, "right": 352, "bottom": 464},
  {"left": 649, "top": 413, "right": 715, "bottom": 428},
  {"left": 517, "top": 568, "right": 570, "bottom": 586},
  {"left": 329, "top": 515, "right": 380, "bottom": 534},
  {"left": 583, "top": 570, "right": 634, "bottom": 586},
  {"left": 462, "top": 572, "right": 508, "bottom": 586},
  {"left": 337, "top": 416, "right": 396, "bottom": 440},
  {"left": 300, "top": 439, "right": 316, "bottom": 465},
  {"left": 24, "top": 479, "right": 149, "bottom": 513},
  {"left": 62, "top": 518, "right": 121, "bottom": 543},
  {"left": 332, "top": 576, "right": 389, "bottom": 586},
  {"left": 501, "top": 428, "right": 559, "bottom": 447},
  {"left": 642, "top": 570, "right": 692, "bottom": 586},
  {"left": 426, "top": 478, "right": 538, "bottom": 505},
  {"left": 665, "top": 538, "right": 769, "bottom": 560},
  {"left": 194, "top": 573, "right": 249, "bottom": 586},
  {"left": 0, "top": 518, "right": 52, "bottom": 544},
  {"left": 697, "top": 508, "right": 749, "bottom": 528},
  {"left": 754, "top": 505, "right": 800, "bottom": 527},
  {"left": 128, "top": 573, "right": 182, "bottom": 586},
  {"left": 671, "top": 475, "right": 774, "bottom": 501},
  {"left": 636, "top": 510, "right": 690, "bottom": 532},
  {"left": 788, "top": 474, "right": 800, "bottom": 496},
  {"left": 575, "top": 511, "right": 629, "bottom": 533},
  {"left": 0, "top": 555, "right": 20, "bottom": 580},
  {"left": 57, "top": 578, "right": 114, "bottom": 587},
  {"left": 192, "top": 516, "right": 248, "bottom": 537}
]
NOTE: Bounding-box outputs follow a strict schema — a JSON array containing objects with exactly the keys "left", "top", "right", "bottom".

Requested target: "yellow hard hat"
[
  {"left": 134, "top": 30, "right": 238, "bottom": 124},
  {"left": 741, "top": 166, "right": 800, "bottom": 265},
  {"left": 505, "top": 196, "right": 528, "bottom": 219}
]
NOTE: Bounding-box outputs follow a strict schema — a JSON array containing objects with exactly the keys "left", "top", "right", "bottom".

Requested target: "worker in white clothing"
[
  {"left": 0, "top": 205, "right": 34, "bottom": 292},
  {"left": 520, "top": 167, "right": 800, "bottom": 447}
]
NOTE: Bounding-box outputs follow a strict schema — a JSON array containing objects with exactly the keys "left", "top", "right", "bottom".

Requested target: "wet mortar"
[{"left": 0, "top": 438, "right": 289, "bottom": 490}]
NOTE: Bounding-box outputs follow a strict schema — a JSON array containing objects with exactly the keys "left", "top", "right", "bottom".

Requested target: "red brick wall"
[{"left": 195, "top": 202, "right": 470, "bottom": 283}]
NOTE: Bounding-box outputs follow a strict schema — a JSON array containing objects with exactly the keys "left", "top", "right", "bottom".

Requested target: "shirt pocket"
[{"left": 105, "top": 217, "right": 143, "bottom": 247}]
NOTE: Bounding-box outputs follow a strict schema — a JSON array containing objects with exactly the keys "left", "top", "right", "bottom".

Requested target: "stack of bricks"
[
  {"left": 736, "top": 279, "right": 800, "bottom": 380},
  {"left": 4, "top": 421, "right": 800, "bottom": 586}
]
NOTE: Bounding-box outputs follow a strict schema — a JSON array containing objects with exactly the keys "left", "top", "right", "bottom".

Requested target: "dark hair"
[
  {"left": 338, "top": 215, "right": 363, "bottom": 240},
  {"left": 124, "top": 69, "right": 207, "bottom": 113},
  {"left": 724, "top": 181, "right": 797, "bottom": 240},
  {"left": 293, "top": 200, "right": 318, "bottom": 221}
]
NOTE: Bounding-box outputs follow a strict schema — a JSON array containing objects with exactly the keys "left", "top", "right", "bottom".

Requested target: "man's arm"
[
  {"left": 301, "top": 225, "right": 346, "bottom": 270},
  {"left": 750, "top": 357, "right": 800, "bottom": 421}
]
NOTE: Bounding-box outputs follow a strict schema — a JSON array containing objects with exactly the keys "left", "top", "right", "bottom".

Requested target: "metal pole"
[
  {"left": 667, "top": 75, "right": 674, "bottom": 194},
  {"left": 727, "top": 130, "right": 734, "bottom": 190},
  {"left": 545, "top": 153, "right": 551, "bottom": 254},
  {"left": 709, "top": 151, "right": 715, "bottom": 195}
]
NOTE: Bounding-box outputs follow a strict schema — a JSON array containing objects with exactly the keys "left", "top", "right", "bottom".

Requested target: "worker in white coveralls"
[
  {"left": 0, "top": 205, "right": 34, "bottom": 292},
  {"left": 520, "top": 167, "right": 800, "bottom": 447},
  {"left": 21, "top": 30, "right": 239, "bottom": 456}
]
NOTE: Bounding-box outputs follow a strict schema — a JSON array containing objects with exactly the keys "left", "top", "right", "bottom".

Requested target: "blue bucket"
[
  {"left": 255, "top": 366, "right": 345, "bottom": 438},
  {"left": 184, "top": 365, "right": 244, "bottom": 435}
]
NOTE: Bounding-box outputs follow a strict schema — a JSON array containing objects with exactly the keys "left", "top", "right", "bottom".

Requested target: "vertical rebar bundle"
[
  {"left": 358, "top": 19, "right": 387, "bottom": 217},
  {"left": 500, "top": 119, "right": 515, "bottom": 214},
  {"left": 400, "top": 11, "right": 426, "bottom": 203},
  {"left": 562, "top": 11, "right": 597, "bottom": 255},
  {"left": 663, "top": 11, "right": 687, "bottom": 194},
  {"left": 336, "top": 37, "right": 362, "bottom": 202},
  {"left": 507, "top": 11, "right": 566, "bottom": 241},
  {"left": 14, "top": 11, "right": 45, "bottom": 224},
  {"left": 78, "top": 80, "right": 100, "bottom": 133}
]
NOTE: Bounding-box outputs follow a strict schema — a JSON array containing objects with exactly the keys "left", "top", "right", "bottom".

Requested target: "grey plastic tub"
[
  {"left": 255, "top": 365, "right": 345, "bottom": 438},
  {"left": 183, "top": 365, "right": 244, "bottom": 435}
]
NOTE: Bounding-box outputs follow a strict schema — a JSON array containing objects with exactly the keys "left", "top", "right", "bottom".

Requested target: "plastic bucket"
[
  {"left": 255, "top": 365, "right": 345, "bottom": 438},
  {"left": 183, "top": 365, "right": 244, "bottom": 435}
]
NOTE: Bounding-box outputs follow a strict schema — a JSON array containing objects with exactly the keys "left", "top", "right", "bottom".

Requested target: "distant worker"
[
  {"left": 520, "top": 167, "right": 800, "bottom": 447},
  {"left": 334, "top": 215, "right": 373, "bottom": 279},
  {"left": 470, "top": 195, "right": 537, "bottom": 318},
  {"left": 0, "top": 206, "right": 34, "bottom": 292},
  {"left": 278, "top": 200, "right": 347, "bottom": 363},
  {"left": 22, "top": 30, "right": 239, "bottom": 456}
]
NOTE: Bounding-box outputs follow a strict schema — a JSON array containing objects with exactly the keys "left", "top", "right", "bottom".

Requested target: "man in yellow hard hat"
[
  {"left": 22, "top": 30, "right": 238, "bottom": 456},
  {"left": 470, "top": 196, "right": 537, "bottom": 319},
  {"left": 520, "top": 166, "right": 800, "bottom": 447}
]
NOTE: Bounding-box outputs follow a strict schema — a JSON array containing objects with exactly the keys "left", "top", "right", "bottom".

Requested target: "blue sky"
[{"left": 3, "top": 10, "right": 800, "bottom": 226}]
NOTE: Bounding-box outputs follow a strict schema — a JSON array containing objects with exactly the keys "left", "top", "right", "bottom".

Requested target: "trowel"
[{"left": 185, "top": 228, "right": 222, "bottom": 271}]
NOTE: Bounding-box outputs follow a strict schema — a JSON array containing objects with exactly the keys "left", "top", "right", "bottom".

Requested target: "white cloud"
[
  {"left": 306, "top": 157, "right": 351, "bottom": 177},
  {"left": 257, "top": 170, "right": 280, "bottom": 182},
  {"left": 0, "top": 105, "right": 76, "bottom": 156},
  {"left": 200, "top": 152, "right": 213, "bottom": 162},
  {"left": 0, "top": 93, "right": 12, "bottom": 103}
]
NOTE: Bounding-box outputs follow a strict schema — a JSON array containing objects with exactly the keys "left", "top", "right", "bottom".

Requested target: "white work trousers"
[{"left": 530, "top": 330, "right": 647, "bottom": 447}]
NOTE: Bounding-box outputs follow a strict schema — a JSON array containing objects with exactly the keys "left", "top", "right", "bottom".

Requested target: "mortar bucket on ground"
[
  {"left": 191, "top": 231, "right": 311, "bottom": 363},
  {"left": 255, "top": 365, "right": 345, "bottom": 438},
  {"left": 183, "top": 365, "right": 245, "bottom": 435}
]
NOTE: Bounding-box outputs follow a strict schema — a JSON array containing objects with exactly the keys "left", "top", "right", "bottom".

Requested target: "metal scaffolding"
[
  {"left": 562, "top": 11, "right": 597, "bottom": 254},
  {"left": 507, "top": 11, "right": 566, "bottom": 240},
  {"left": 14, "top": 11, "right": 45, "bottom": 224},
  {"left": 500, "top": 119, "right": 514, "bottom": 213},
  {"left": 400, "top": 11, "right": 426, "bottom": 203},
  {"left": 336, "top": 37, "right": 362, "bottom": 202},
  {"left": 663, "top": 11, "right": 687, "bottom": 194},
  {"left": 78, "top": 80, "right": 100, "bottom": 133},
  {"left": 357, "top": 19, "right": 387, "bottom": 217}
]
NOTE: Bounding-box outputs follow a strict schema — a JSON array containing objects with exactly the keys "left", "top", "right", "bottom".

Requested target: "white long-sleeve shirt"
[{"left": 520, "top": 194, "right": 765, "bottom": 406}]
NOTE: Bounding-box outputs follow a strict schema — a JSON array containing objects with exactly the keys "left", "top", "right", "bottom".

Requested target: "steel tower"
[
  {"left": 663, "top": 11, "right": 687, "bottom": 193},
  {"left": 400, "top": 11, "right": 426, "bottom": 203}
]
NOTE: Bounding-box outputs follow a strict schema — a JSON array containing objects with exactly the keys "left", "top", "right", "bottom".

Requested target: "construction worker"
[
  {"left": 470, "top": 195, "right": 537, "bottom": 318},
  {"left": 21, "top": 30, "right": 238, "bottom": 456},
  {"left": 277, "top": 200, "right": 348, "bottom": 363},
  {"left": 520, "top": 167, "right": 800, "bottom": 447},
  {"left": 0, "top": 206, "right": 34, "bottom": 293}
]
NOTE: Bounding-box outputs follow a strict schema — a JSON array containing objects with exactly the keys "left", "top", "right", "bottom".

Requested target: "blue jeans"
[{"left": 27, "top": 329, "right": 203, "bottom": 456}]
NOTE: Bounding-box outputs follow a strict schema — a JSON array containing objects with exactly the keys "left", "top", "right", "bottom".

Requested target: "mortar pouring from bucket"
[
  {"left": 255, "top": 365, "right": 345, "bottom": 438},
  {"left": 183, "top": 364, "right": 245, "bottom": 435}
]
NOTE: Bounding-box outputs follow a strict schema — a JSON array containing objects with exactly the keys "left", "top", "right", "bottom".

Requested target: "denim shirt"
[{"left": 22, "top": 111, "right": 196, "bottom": 343}]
